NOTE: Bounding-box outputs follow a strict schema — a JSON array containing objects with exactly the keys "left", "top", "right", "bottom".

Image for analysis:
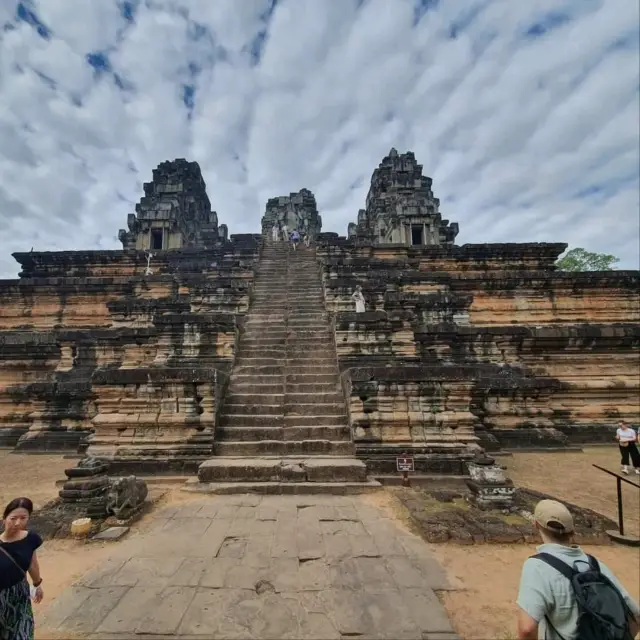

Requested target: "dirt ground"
[
  {"left": 505, "top": 446, "right": 640, "bottom": 537},
  {"left": 0, "top": 450, "right": 71, "bottom": 510},
  {"left": 432, "top": 543, "right": 640, "bottom": 640},
  {"left": 1, "top": 448, "right": 639, "bottom": 640},
  {"left": 435, "top": 447, "right": 640, "bottom": 639}
]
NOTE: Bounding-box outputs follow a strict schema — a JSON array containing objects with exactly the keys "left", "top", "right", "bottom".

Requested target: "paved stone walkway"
[{"left": 40, "top": 495, "right": 459, "bottom": 639}]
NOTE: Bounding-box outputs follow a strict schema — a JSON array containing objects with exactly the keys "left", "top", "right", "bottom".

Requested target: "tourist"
[
  {"left": 271, "top": 223, "right": 279, "bottom": 243},
  {"left": 282, "top": 223, "right": 288, "bottom": 242},
  {"left": 0, "top": 497, "right": 44, "bottom": 640},
  {"left": 516, "top": 499, "right": 639, "bottom": 640},
  {"left": 303, "top": 231, "right": 310, "bottom": 248},
  {"left": 351, "top": 285, "right": 366, "bottom": 313},
  {"left": 291, "top": 229, "right": 300, "bottom": 250},
  {"left": 616, "top": 420, "right": 640, "bottom": 475}
]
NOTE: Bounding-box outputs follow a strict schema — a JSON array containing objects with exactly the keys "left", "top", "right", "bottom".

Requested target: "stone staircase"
[{"left": 196, "top": 239, "right": 376, "bottom": 492}]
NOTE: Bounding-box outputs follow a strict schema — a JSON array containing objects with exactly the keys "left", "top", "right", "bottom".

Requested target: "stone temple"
[{"left": 0, "top": 149, "right": 638, "bottom": 490}]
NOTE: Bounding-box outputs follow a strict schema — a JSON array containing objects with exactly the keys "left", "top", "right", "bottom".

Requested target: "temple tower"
[
  {"left": 349, "top": 148, "right": 458, "bottom": 246},
  {"left": 118, "top": 159, "right": 222, "bottom": 250},
  {"left": 261, "top": 188, "right": 322, "bottom": 238}
]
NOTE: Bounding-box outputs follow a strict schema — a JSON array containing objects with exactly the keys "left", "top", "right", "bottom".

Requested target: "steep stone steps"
[
  {"left": 198, "top": 457, "right": 368, "bottom": 484},
  {"left": 227, "top": 383, "right": 284, "bottom": 395},
  {"left": 286, "top": 373, "right": 340, "bottom": 384},
  {"left": 213, "top": 440, "right": 354, "bottom": 456},
  {"left": 287, "top": 382, "right": 342, "bottom": 393},
  {"left": 217, "top": 426, "right": 284, "bottom": 441},
  {"left": 198, "top": 239, "right": 370, "bottom": 490},
  {"left": 223, "top": 404, "right": 283, "bottom": 416},
  {"left": 220, "top": 415, "right": 284, "bottom": 427}
]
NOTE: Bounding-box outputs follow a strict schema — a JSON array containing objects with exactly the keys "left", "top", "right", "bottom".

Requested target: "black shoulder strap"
[
  {"left": 586, "top": 554, "right": 601, "bottom": 572},
  {"left": 531, "top": 552, "right": 577, "bottom": 582},
  {"left": 0, "top": 543, "right": 26, "bottom": 577}
]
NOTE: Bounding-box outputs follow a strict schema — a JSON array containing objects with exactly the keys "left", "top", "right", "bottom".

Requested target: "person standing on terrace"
[{"left": 616, "top": 420, "right": 640, "bottom": 475}]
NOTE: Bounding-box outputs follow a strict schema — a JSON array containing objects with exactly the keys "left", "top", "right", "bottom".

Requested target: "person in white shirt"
[
  {"left": 615, "top": 420, "right": 640, "bottom": 475},
  {"left": 351, "top": 285, "right": 366, "bottom": 313}
]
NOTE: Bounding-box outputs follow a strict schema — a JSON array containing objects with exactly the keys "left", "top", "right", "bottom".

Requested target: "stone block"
[
  {"left": 198, "top": 458, "right": 282, "bottom": 482},
  {"left": 91, "top": 526, "right": 129, "bottom": 541}
]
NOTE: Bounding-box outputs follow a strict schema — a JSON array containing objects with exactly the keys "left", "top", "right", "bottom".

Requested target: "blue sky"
[{"left": 0, "top": 0, "right": 638, "bottom": 277}]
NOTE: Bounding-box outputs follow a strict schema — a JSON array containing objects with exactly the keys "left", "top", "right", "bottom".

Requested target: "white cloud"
[{"left": 0, "top": 0, "right": 638, "bottom": 278}]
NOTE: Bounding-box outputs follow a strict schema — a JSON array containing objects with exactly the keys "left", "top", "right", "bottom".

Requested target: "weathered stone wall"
[
  {"left": 318, "top": 238, "right": 640, "bottom": 466},
  {"left": 0, "top": 236, "right": 261, "bottom": 472}
]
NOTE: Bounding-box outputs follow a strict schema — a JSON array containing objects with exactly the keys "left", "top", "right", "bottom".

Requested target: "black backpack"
[{"left": 532, "top": 552, "right": 634, "bottom": 640}]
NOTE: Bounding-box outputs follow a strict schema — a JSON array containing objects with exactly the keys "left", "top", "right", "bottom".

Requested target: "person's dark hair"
[
  {"left": 541, "top": 521, "right": 573, "bottom": 543},
  {"left": 3, "top": 497, "right": 33, "bottom": 519}
]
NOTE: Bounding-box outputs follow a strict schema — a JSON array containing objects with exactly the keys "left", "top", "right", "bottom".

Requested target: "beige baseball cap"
[{"left": 534, "top": 499, "right": 574, "bottom": 533}]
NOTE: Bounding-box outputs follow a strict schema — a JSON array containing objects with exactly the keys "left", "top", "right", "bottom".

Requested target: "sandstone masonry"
[{"left": 0, "top": 153, "right": 638, "bottom": 481}]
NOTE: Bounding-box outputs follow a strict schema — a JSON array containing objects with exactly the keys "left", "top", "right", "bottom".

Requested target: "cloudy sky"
[{"left": 0, "top": 0, "right": 638, "bottom": 278}]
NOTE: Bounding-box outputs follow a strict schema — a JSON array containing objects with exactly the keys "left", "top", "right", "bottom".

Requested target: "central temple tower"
[{"left": 261, "top": 188, "right": 322, "bottom": 238}]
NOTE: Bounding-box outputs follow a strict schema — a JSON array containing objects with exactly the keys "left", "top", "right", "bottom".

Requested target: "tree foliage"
[{"left": 555, "top": 247, "right": 619, "bottom": 272}]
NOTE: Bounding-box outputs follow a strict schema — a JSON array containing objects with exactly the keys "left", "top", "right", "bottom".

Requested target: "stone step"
[
  {"left": 233, "top": 357, "right": 337, "bottom": 366},
  {"left": 286, "top": 382, "right": 341, "bottom": 393},
  {"left": 184, "top": 480, "right": 382, "bottom": 495},
  {"left": 244, "top": 323, "right": 286, "bottom": 330},
  {"left": 197, "top": 457, "right": 368, "bottom": 483},
  {"left": 250, "top": 305, "right": 324, "bottom": 311},
  {"left": 223, "top": 404, "right": 283, "bottom": 416},
  {"left": 286, "top": 391, "right": 345, "bottom": 403},
  {"left": 216, "top": 426, "right": 284, "bottom": 441},
  {"left": 242, "top": 331, "right": 287, "bottom": 339},
  {"left": 284, "top": 366, "right": 338, "bottom": 375},
  {"left": 286, "top": 335, "right": 332, "bottom": 343},
  {"left": 245, "top": 311, "right": 287, "bottom": 316},
  {"left": 232, "top": 350, "right": 283, "bottom": 359},
  {"left": 214, "top": 440, "right": 354, "bottom": 456},
  {"left": 243, "top": 325, "right": 287, "bottom": 331},
  {"left": 287, "top": 330, "right": 331, "bottom": 337},
  {"left": 284, "top": 414, "right": 348, "bottom": 426},
  {"left": 233, "top": 358, "right": 285, "bottom": 366},
  {"left": 284, "top": 402, "right": 345, "bottom": 415},
  {"left": 286, "top": 373, "right": 340, "bottom": 384},
  {"left": 227, "top": 383, "right": 284, "bottom": 394},
  {"left": 231, "top": 373, "right": 283, "bottom": 382},
  {"left": 283, "top": 425, "right": 351, "bottom": 440},
  {"left": 233, "top": 365, "right": 285, "bottom": 376},
  {"left": 219, "top": 415, "right": 284, "bottom": 427},
  {"left": 286, "top": 350, "right": 336, "bottom": 358},
  {"left": 253, "top": 288, "right": 323, "bottom": 294},
  {"left": 219, "top": 413, "right": 347, "bottom": 427}
]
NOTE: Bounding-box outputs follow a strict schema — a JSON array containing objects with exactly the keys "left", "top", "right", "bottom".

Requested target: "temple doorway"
[{"left": 150, "top": 228, "right": 164, "bottom": 250}]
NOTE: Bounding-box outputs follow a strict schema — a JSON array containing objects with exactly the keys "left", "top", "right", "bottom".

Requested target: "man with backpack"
[{"left": 516, "top": 499, "right": 639, "bottom": 640}]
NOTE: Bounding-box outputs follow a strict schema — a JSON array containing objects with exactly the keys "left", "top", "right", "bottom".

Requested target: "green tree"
[{"left": 555, "top": 247, "right": 619, "bottom": 271}]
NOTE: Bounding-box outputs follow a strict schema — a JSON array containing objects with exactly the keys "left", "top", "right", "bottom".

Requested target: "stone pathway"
[{"left": 40, "top": 495, "right": 459, "bottom": 640}]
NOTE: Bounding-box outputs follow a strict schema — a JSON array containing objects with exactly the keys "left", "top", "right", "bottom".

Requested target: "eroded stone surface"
[{"left": 39, "top": 494, "right": 458, "bottom": 640}]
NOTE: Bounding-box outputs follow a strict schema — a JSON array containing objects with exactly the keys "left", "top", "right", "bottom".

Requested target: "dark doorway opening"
[
  {"left": 150, "top": 228, "right": 164, "bottom": 250},
  {"left": 411, "top": 226, "right": 423, "bottom": 246}
]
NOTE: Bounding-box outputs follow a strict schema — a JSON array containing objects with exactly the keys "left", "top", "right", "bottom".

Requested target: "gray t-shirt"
[{"left": 517, "top": 543, "right": 639, "bottom": 639}]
